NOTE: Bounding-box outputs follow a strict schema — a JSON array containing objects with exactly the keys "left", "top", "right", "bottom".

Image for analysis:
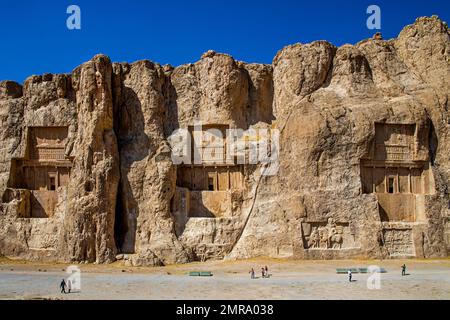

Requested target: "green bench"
[
  {"left": 337, "top": 268, "right": 360, "bottom": 273},
  {"left": 336, "top": 268, "right": 387, "bottom": 274},
  {"left": 358, "top": 268, "right": 368, "bottom": 274},
  {"left": 189, "top": 271, "right": 213, "bottom": 277},
  {"left": 336, "top": 268, "right": 348, "bottom": 274}
]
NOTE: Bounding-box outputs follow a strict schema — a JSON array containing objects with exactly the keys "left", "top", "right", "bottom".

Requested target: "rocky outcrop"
[
  {"left": 59, "top": 55, "right": 120, "bottom": 263},
  {"left": 0, "top": 16, "right": 449, "bottom": 265},
  {"left": 112, "top": 60, "right": 189, "bottom": 266}
]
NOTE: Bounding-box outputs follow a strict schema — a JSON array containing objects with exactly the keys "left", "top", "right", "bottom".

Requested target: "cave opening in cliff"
[
  {"left": 114, "top": 181, "right": 128, "bottom": 253},
  {"left": 208, "top": 177, "right": 215, "bottom": 191},
  {"left": 428, "top": 120, "right": 438, "bottom": 166},
  {"left": 49, "top": 177, "right": 56, "bottom": 191},
  {"left": 388, "top": 177, "right": 394, "bottom": 193}
]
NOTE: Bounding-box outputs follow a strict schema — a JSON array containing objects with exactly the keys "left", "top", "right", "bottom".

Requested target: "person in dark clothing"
[
  {"left": 249, "top": 268, "right": 255, "bottom": 279},
  {"left": 264, "top": 266, "right": 269, "bottom": 278},
  {"left": 348, "top": 270, "right": 352, "bottom": 282},
  {"left": 401, "top": 264, "right": 406, "bottom": 276},
  {"left": 60, "top": 279, "right": 67, "bottom": 294},
  {"left": 261, "top": 267, "right": 266, "bottom": 278}
]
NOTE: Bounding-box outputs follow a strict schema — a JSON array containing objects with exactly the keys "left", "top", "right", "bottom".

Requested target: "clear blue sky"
[{"left": 1, "top": 0, "right": 449, "bottom": 83}]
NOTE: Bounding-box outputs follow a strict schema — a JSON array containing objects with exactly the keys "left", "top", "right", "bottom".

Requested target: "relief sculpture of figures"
[
  {"left": 308, "top": 229, "right": 320, "bottom": 249},
  {"left": 330, "top": 228, "right": 343, "bottom": 249},
  {"left": 306, "top": 218, "right": 345, "bottom": 250}
]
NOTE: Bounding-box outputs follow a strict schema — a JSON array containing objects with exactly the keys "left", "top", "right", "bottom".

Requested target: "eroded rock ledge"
[{"left": 0, "top": 16, "right": 449, "bottom": 265}]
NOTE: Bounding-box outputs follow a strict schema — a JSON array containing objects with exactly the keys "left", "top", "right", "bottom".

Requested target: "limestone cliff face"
[
  {"left": 112, "top": 61, "right": 189, "bottom": 266},
  {"left": 0, "top": 16, "right": 449, "bottom": 264},
  {"left": 59, "top": 55, "right": 120, "bottom": 263},
  {"left": 234, "top": 16, "right": 449, "bottom": 260}
]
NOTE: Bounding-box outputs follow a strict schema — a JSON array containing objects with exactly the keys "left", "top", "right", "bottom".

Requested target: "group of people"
[
  {"left": 347, "top": 264, "right": 408, "bottom": 283},
  {"left": 249, "top": 266, "right": 270, "bottom": 279},
  {"left": 59, "top": 279, "right": 73, "bottom": 294},
  {"left": 58, "top": 263, "right": 410, "bottom": 291}
]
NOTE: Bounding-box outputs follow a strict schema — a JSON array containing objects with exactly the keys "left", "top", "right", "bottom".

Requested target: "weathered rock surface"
[{"left": 0, "top": 16, "right": 449, "bottom": 264}]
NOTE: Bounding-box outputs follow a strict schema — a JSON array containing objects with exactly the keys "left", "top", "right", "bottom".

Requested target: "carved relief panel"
[{"left": 302, "top": 218, "right": 357, "bottom": 250}]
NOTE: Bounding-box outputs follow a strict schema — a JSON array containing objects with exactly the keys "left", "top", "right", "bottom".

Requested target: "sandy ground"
[{"left": 0, "top": 257, "right": 449, "bottom": 300}]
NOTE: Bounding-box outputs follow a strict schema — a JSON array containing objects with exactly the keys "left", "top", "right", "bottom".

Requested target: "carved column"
[
  {"left": 408, "top": 169, "right": 412, "bottom": 194},
  {"left": 396, "top": 168, "right": 399, "bottom": 194}
]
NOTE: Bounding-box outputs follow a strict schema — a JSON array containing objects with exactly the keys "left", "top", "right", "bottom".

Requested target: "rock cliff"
[{"left": 0, "top": 16, "right": 449, "bottom": 264}]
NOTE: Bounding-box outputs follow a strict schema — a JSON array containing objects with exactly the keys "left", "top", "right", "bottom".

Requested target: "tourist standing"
[
  {"left": 348, "top": 270, "right": 352, "bottom": 282},
  {"left": 401, "top": 264, "right": 406, "bottom": 276},
  {"left": 249, "top": 268, "right": 255, "bottom": 279},
  {"left": 264, "top": 266, "right": 269, "bottom": 278},
  {"left": 261, "top": 267, "right": 265, "bottom": 278},
  {"left": 60, "top": 279, "right": 67, "bottom": 294}
]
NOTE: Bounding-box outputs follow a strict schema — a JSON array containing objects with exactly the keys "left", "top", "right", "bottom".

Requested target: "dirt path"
[{"left": 0, "top": 258, "right": 449, "bottom": 300}]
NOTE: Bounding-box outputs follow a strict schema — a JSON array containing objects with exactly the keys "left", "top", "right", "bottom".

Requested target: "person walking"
[
  {"left": 249, "top": 268, "right": 255, "bottom": 279},
  {"left": 348, "top": 270, "right": 352, "bottom": 282},
  {"left": 401, "top": 264, "right": 406, "bottom": 276},
  {"left": 60, "top": 279, "right": 67, "bottom": 294}
]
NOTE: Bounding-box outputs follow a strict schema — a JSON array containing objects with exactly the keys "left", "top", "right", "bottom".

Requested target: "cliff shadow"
[
  {"left": 114, "top": 86, "right": 150, "bottom": 254},
  {"left": 185, "top": 191, "right": 216, "bottom": 219},
  {"left": 163, "top": 78, "right": 190, "bottom": 238},
  {"left": 243, "top": 68, "right": 275, "bottom": 129},
  {"left": 429, "top": 119, "right": 438, "bottom": 166},
  {"left": 163, "top": 77, "right": 180, "bottom": 137}
]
